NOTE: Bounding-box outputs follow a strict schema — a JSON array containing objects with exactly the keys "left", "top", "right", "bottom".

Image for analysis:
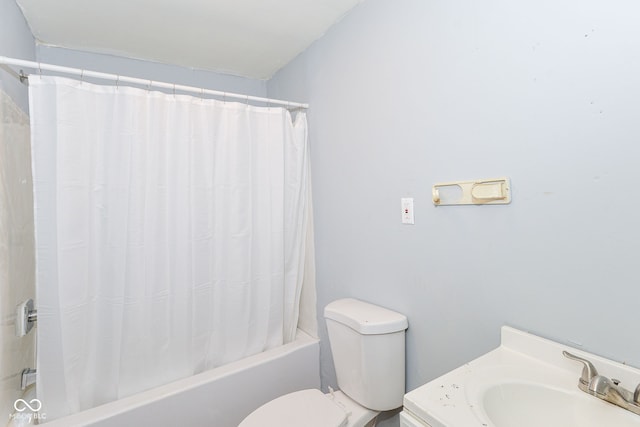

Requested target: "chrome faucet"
[{"left": 563, "top": 351, "right": 640, "bottom": 416}]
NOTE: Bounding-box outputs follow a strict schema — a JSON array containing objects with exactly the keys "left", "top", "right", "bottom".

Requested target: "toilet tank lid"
[{"left": 324, "top": 298, "right": 408, "bottom": 335}]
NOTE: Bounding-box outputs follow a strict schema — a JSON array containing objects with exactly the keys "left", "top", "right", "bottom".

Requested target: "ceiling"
[{"left": 15, "top": 0, "right": 364, "bottom": 80}]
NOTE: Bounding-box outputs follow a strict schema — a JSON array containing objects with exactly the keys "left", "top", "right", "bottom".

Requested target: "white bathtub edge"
[{"left": 42, "top": 329, "right": 319, "bottom": 427}]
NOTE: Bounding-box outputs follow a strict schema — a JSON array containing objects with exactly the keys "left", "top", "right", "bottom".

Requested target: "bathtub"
[{"left": 40, "top": 330, "right": 319, "bottom": 427}]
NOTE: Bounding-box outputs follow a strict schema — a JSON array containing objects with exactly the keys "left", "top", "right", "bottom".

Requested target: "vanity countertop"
[{"left": 402, "top": 327, "right": 640, "bottom": 427}]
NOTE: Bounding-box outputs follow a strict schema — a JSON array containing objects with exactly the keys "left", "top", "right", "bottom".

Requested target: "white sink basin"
[
  {"left": 483, "top": 383, "right": 640, "bottom": 427},
  {"left": 401, "top": 327, "right": 640, "bottom": 427}
]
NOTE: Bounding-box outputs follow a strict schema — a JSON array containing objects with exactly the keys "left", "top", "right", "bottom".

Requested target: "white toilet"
[{"left": 239, "top": 298, "right": 408, "bottom": 427}]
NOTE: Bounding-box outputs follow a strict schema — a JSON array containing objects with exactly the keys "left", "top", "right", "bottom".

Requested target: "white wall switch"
[{"left": 401, "top": 198, "right": 414, "bottom": 224}]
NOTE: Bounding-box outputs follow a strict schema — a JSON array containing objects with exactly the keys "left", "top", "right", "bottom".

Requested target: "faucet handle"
[{"left": 563, "top": 351, "right": 599, "bottom": 386}]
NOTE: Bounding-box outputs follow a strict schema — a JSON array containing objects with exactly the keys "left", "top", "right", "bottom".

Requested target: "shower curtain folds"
[{"left": 29, "top": 76, "right": 313, "bottom": 420}]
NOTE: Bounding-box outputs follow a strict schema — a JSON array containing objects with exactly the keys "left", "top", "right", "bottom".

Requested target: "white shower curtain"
[{"left": 29, "top": 76, "right": 313, "bottom": 420}]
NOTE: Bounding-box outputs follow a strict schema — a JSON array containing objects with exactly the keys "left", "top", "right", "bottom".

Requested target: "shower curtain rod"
[{"left": 0, "top": 56, "right": 309, "bottom": 110}]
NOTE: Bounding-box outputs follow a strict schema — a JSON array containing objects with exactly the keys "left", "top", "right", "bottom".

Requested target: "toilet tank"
[{"left": 324, "top": 298, "right": 408, "bottom": 411}]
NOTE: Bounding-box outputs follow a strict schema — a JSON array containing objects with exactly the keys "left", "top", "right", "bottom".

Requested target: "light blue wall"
[
  {"left": 36, "top": 46, "right": 267, "bottom": 99},
  {"left": 0, "top": 0, "right": 36, "bottom": 112},
  {"left": 269, "top": 0, "right": 640, "bottom": 397}
]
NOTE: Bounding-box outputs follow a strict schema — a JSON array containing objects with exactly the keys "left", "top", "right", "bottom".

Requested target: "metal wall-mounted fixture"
[
  {"left": 432, "top": 177, "right": 511, "bottom": 206},
  {"left": 21, "top": 368, "right": 37, "bottom": 390},
  {"left": 15, "top": 299, "right": 37, "bottom": 337}
]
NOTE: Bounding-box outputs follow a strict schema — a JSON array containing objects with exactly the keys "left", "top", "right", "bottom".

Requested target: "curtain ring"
[
  {"left": 223, "top": 92, "right": 227, "bottom": 104},
  {"left": 245, "top": 94, "right": 250, "bottom": 107},
  {"left": 173, "top": 83, "right": 176, "bottom": 98},
  {"left": 38, "top": 62, "right": 42, "bottom": 80},
  {"left": 80, "top": 69, "right": 84, "bottom": 84},
  {"left": 116, "top": 75, "right": 120, "bottom": 90},
  {"left": 148, "top": 80, "right": 153, "bottom": 92}
]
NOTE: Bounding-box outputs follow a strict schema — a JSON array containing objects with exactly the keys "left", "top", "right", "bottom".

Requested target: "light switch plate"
[{"left": 401, "top": 198, "right": 414, "bottom": 224}]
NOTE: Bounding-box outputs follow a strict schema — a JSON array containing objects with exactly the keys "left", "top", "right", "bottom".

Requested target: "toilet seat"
[{"left": 239, "top": 389, "right": 348, "bottom": 427}]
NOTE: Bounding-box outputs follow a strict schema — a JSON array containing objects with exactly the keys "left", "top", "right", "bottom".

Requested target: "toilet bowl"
[{"left": 239, "top": 298, "right": 408, "bottom": 427}]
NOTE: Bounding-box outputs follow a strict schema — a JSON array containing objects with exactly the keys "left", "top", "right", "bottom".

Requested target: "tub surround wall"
[
  {"left": 0, "top": 87, "right": 35, "bottom": 422},
  {"left": 268, "top": 0, "right": 640, "bottom": 410},
  {"left": 0, "top": 0, "right": 36, "bottom": 419}
]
